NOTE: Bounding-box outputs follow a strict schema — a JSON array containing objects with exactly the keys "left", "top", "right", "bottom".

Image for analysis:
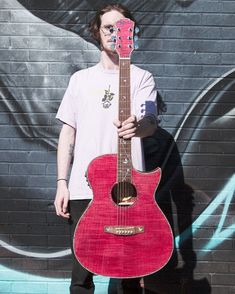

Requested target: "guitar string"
[
  {"left": 127, "top": 58, "right": 130, "bottom": 227},
  {"left": 126, "top": 58, "right": 128, "bottom": 227},
  {"left": 124, "top": 59, "right": 130, "bottom": 225},
  {"left": 124, "top": 58, "right": 130, "bottom": 227},
  {"left": 121, "top": 59, "right": 124, "bottom": 227},
  {"left": 120, "top": 58, "right": 126, "bottom": 227},
  {"left": 120, "top": 57, "right": 124, "bottom": 227},
  {"left": 125, "top": 58, "right": 129, "bottom": 227},
  {"left": 122, "top": 59, "right": 126, "bottom": 227},
  {"left": 124, "top": 59, "right": 127, "bottom": 227},
  {"left": 118, "top": 57, "right": 121, "bottom": 227},
  {"left": 118, "top": 37, "right": 132, "bottom": 227}
]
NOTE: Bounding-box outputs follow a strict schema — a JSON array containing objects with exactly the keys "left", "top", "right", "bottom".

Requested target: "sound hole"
[{"left": 111, "top": 181, "right": 137, "bottom": 206}]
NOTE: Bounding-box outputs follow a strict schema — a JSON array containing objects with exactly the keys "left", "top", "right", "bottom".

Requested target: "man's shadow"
[
  {"left": 108, "top": 95, "right": 211, "bottom": 293},
  {"left": 142, "top": 127, "right": 209, "bottom": 294}
]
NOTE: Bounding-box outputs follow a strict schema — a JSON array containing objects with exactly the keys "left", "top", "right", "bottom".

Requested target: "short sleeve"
[
  {"left": 56, "top": 73, "right": 77, "bottom": 129},
  {"left": 134, "top": 71, "right": 157, "bottom": 121}
]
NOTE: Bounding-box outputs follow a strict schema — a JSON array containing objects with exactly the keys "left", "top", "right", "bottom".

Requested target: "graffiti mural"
[{"left": 0, "top": 0, "right": 234, "bottom": 293}]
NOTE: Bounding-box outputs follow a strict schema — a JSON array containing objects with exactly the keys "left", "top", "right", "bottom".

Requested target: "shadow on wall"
[
  {"left": 138, "top": 67, "right": 235, "bottom": 292},
  {"left": 142, "top": 125, "right": 210, "bottom": 293},
  {"left": 107, "top": 90, "right": 211, "bottom": 293}
]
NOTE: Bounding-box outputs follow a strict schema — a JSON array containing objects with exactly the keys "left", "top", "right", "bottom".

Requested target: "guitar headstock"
[{"left": 115, "top": 18, "right": 135, "bottom": 59}]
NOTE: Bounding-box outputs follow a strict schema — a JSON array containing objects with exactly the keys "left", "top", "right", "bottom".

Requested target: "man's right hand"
[{"left": 54, "top": 181, "right": 70, "bottom": 218}]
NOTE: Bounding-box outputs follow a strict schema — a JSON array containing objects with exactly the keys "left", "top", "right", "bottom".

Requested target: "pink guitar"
[{"left": 73, "top": 18, "right": 173, "bottom": 278}]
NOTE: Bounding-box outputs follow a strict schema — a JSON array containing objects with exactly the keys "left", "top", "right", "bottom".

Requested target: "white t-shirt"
[{"left": 56, "top": 62, "right": 157, "bottom": 200}]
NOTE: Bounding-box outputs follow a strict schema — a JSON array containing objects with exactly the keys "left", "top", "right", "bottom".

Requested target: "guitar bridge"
[{"left": 104, "top": 226, "right": 144, "bottom": 236}]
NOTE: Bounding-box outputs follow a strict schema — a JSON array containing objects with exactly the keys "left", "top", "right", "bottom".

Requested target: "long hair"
[{"left": 89, "top": 3, "right": 137, "bottom": 45}]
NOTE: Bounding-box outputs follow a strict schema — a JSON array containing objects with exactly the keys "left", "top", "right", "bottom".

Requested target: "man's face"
[{"left": 99, "top": 10, "right": 125, "bottom": 53}]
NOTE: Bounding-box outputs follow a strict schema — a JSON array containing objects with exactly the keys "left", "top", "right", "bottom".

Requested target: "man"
[{"left": 54, "top": 3, "right": 157, "bottom": 294}]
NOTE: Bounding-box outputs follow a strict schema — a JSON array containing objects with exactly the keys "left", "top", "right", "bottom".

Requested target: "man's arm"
[
  {"left": 114, "top": 114, "right": 157, "bottom": 139},
  {"left": 54, "top": 124, "right": 76, "bottom": 218}
]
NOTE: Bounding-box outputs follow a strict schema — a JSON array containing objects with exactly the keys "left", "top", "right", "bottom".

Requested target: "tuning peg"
[
  {"left": 111, "top": 36, "right": 116, "bottom": 41},
  {"left": 134, "top": 35, "right": 138, "bottom": 41},
  {"left": 134, "top": 42, "right": 139, "bottom": 50},
  {"left": 135, "top": 27, "right": 140, "bottom": 34},
  {"left": 110, "top": 44, "right": 115, "bottom": 50},
  {"left": 110, "top": 27, "right": 117, "bottom": 34}
]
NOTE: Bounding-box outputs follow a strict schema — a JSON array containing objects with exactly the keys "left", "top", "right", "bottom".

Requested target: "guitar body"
[{"left": 73, "top": 154, "right": 173, "bottom": 278}]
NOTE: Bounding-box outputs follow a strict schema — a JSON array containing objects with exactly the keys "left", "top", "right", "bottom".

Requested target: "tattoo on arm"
[{"left": 69, "top": 144, "right": 74, "bottom": 157}]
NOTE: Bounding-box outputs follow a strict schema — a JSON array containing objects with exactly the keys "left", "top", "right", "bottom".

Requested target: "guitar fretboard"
[{"left": 118, "top": 58, "right": 132, "bottom": 183}]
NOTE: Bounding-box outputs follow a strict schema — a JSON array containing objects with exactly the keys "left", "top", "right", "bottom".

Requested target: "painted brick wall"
[{"left": 0, "top": 0, "right": 234, "bottom": 293}]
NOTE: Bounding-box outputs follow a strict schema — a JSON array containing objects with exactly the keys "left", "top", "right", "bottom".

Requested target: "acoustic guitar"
[{"left": 73, "top": 18, "right": 173, "bottom": 278}]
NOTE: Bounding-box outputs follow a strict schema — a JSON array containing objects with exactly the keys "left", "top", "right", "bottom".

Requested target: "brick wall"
[{"left": 0, "top": 0, "right": 234, "bottom": 293}]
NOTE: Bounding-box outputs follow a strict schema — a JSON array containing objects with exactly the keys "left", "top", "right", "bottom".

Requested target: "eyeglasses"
[{"left": 100, "top": 25, "right": 115, "bottom": 36}]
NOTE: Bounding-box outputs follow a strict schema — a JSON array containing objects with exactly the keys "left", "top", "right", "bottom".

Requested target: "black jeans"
[{"left": 68, "top": 200, "right": 142, "bottom": 294}]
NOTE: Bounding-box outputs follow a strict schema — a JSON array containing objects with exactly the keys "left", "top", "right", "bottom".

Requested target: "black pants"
[{"left": 68, "top": 200, "right": 142, "bottom": 294}]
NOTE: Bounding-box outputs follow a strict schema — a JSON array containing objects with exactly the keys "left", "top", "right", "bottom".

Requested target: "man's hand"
[
  {"left": 114, "top": 115, "right": 157, "bottom": 139},
  {"left": 54, "top": 181, "right": 70, "bottom": 219},
  {"left": 113, "top": 115, "right": 138, "bottom": 139}
]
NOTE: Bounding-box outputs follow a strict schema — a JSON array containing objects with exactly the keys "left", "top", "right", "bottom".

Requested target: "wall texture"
[{"left": 0, "top": 0, "right": 234, "bottom": 293}]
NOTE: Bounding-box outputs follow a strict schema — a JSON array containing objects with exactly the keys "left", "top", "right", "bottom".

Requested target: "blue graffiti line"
[
  {"left": 0, "top": 264, "right": 109, "bottom": 293},
  {"left": 175, "top": 174, "right": 235, "bottom": 252}
]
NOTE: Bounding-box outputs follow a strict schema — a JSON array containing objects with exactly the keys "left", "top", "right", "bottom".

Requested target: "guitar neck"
[
  {"left": 119, "top": 58, "right": 131, "bottom": 121},
  {"left": 118, "top": 58, "right": 132, "bottom": 183}
]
